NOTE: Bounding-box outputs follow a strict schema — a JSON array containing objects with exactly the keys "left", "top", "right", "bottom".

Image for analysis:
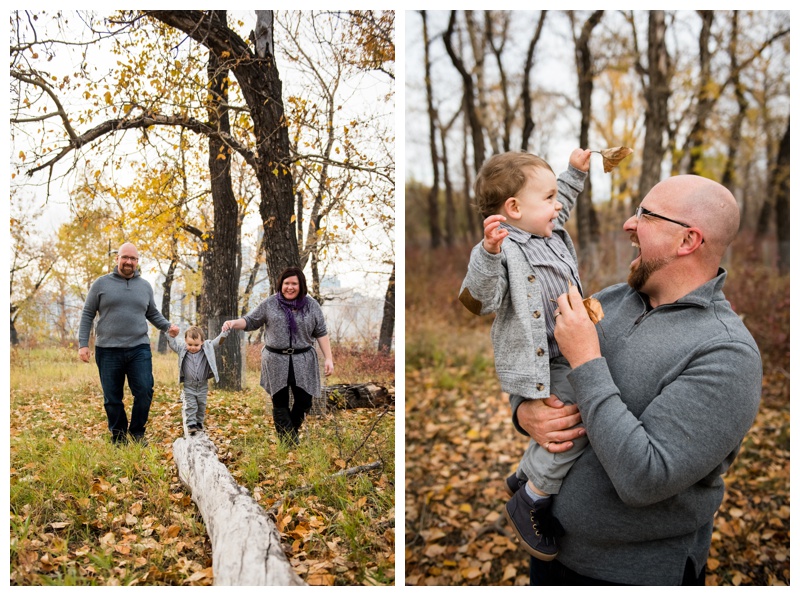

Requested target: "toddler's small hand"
[
  {"left": 483, "top": 214, "right": 508, "bottom": 255},
  {"left": 569, "top": 148, "right": 592, "bottom": 172}
]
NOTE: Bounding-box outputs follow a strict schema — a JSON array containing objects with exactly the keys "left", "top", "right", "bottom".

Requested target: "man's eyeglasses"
[
  {"left": 119, "top": 256, "right": 139, "bottom": 262},
  {"left": 634, "top": 206, "right": 704, "bottom": 244},
  {"left": 634, "top": 206, "right": 691, "bottom": 228}
]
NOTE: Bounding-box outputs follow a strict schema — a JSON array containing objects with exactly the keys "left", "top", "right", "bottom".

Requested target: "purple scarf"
[{"left": 275, "top": 293, "right": 309, "bottom": 344}]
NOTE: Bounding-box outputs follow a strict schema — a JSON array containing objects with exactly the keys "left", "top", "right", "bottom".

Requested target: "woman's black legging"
[{"left": 271, "top": 357, "right": 313, "bottom": 436}]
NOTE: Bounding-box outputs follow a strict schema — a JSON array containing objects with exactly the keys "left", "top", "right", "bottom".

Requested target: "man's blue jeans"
[{"left": 95, "top": 344, "right": 154, "bottom": 440}]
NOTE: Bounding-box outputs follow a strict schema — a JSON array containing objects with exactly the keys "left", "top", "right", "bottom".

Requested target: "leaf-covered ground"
[
  {"left": 10, "top": 347, "right": 394, "bottom": 586},
  {"left": 404, "top": 245, "right": 789, "bottom": 587}
]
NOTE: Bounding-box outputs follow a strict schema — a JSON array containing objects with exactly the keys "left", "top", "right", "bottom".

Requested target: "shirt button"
[
  {"left": 533, "top": 311, "right": 541, "bottom": 318},
  {"left": 536, "top": 383, "right": 545, "bottom": 391},
  {"left": 536, "top": 348, "right": 545, "bottom": 357},
  {"left": 528, "top": 275, "right": 536, "bottom": 282}
]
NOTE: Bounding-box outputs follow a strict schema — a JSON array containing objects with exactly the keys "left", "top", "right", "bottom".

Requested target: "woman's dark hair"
[{"left": 278, "top": 267, "right": 308, "bottom": 299}]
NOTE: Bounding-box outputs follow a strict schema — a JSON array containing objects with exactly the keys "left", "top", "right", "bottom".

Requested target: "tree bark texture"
[
  {"left": 444, "top": 11, "right": 486, "bottom": 173},
  {"left": 157, "top": 257, "right": 177, "bottom": 354},
  {"left": 205, "top": 15, "right": 244, "bottom": 389},
  {"left": 572, "top": 10, "right": 604, "bottom": 267},
  {"left": 520, "top": 11, "right": 547, "bottom": 153},
  {"left": 773, "top": 120, "right": 790, "bottom": 275},
  {"left": 637, "top": 11, "right": 671, "bottom": 204},
  {"left": 421, "top": 11, "right": 442, "bottom": 249},
  {"left": 378, "top": 264, "right": 395, "bottom": 353},
  {"left": 173, "top": 433, "right": 305, "bottom": 586}
]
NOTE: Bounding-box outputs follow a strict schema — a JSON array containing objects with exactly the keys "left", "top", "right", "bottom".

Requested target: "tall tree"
[
  {"left": 520, "top": 11, "right": 547, "bottom": 152},
  {"left": 569, "top": 10, "right": 604, "bottom": 265},
  {"left": 444, "top": 11, "right": 486, "bottom": 173},
  {"left": 632, "top": 10, "right": 672, "bottom": 202},
  {"left": 773, "top": 120, "right": 789, "bottom": 275},
  {"left": 421, "top": 11, "right": 443, "bottom": 249},
  {"left": 378, "top": 263, "right": 395, "bottom": 353}
]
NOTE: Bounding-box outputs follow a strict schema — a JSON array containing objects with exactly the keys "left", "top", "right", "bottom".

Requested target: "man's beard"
[{"left": 628, "top": 255, "right": 674, "bottom": 291}]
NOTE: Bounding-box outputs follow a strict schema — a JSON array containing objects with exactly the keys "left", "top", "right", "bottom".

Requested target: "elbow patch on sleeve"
[{"left": 459, "top": 288, "right": 483, "bottom": 315}]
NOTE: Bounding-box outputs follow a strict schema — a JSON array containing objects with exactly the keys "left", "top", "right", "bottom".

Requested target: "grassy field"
[
  {"left": 10, "top": 345, "right": 395, "bottom": 586},
  {"left": 405, "top": 242, "right": 790, "bottom": 586}
]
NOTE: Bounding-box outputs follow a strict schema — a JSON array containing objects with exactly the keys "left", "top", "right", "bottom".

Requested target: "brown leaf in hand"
[
  {"left": 600, "top": 146, "right": 633, "bottom": 173},
  {"left": 583, "top": 296, "right": 604, "bottom": 324}
]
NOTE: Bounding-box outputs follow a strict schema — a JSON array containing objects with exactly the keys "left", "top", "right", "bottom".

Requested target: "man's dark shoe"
[
  {"left": 505, "top": 489, "right": 559, "bottom": 561},
  {"left": 130, "top": 434, "right": 148, "bottom": 446},
  {"left": 188, "top": 425, "right": 198, "bottom": 436},
  {"left": 196, "top": 422, "right": 203, "bottom": 430},
  {"left": 505, "top": 472, "right": 526, "bottom": 498}
]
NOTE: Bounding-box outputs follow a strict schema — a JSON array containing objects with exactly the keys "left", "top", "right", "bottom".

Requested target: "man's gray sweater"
[
  {"left": 511, "top": 269, "right": 761, "bottom": 584},
  {"left": 79, "top": 267, "right": 171, "bottom": 348}
]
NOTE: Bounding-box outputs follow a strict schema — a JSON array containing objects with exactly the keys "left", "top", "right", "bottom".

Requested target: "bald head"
[
  {"left": 116, "top": 242, "right": 139, "bottom": 279},
  {"left": 647, "top": 175, "right": 739, "bottom": 253}
]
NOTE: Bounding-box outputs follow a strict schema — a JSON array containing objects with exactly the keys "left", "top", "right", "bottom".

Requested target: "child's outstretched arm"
[
  {"left": 555, "top": 148, "right": 590, "bottom": 226},
  {"left": 210, "top": 328, "right": 230, "bottom": 348},
  {"left": 166, "top": 334, "right": 182, "bottom": 354}
]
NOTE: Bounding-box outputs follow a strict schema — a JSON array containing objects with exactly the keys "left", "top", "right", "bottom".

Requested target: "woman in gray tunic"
[{"left": 223, "top": 267, "right": 334, "bottom": 443}]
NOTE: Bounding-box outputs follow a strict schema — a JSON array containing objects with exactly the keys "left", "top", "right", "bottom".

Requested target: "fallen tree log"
[
  {"left": 173, "top": 433, "right": 305, "bottom": 586},
  {"left": 324, "top": 383, "right": 394, "bottom": 409}
]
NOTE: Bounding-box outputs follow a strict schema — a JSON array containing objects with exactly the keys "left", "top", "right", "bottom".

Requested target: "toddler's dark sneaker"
[
  {"left": 505, "top": 489, "right": 559, "bottom": 561},
  {"left": 505, "top": 472, "right": 526, "bottom": 498},
  {"left": 188, "top": 425, "right": 199, "bottom": 435}
]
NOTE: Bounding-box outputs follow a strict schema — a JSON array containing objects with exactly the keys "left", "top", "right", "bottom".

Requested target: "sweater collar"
[{"left": 639, "top": 268, "right": 728, "bottom": 309}]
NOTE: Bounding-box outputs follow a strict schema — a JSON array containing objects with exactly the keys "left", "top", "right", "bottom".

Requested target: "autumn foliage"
[{"left": 404, "top": 242, "right": 789, "bottom": 586}]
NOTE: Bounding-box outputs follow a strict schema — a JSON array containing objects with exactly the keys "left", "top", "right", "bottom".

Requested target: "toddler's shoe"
[
  {"left": 505, "top": 489, "right": 559, "bottom": 561},
  {"left": 188, "top": 425, "right": 199, "bottom": 435},
  {"left": 505, "top": 472, "right": 526, "bottom": 497}
]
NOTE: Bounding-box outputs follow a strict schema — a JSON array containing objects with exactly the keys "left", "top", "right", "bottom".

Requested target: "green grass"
[{"left": 10, "top": 347, "right": 395, "bottom": 586}]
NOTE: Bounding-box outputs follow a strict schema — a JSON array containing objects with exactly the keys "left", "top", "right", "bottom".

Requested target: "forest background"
[{"left": 404, "top": 10, "right": 790, "bottom": 586}]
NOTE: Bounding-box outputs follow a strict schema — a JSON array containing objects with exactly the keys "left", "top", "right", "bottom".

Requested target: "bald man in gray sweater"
[
  {"left": 515, "top": 175, "right": 761, "bottom": 585},
  {"left": 79, "top": 243, "right": 178, "bottom": 445}
]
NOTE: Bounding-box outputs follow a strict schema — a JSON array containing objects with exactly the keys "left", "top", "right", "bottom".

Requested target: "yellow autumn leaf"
[
  {"left": 290, "top": 214, "right": 296, "bottom": 223},
  {"left": 466, "top": 428, "right": 480, "bottom": 440},
  {"left": 458, "top": 503, "right": 472, "bottom": 513}
]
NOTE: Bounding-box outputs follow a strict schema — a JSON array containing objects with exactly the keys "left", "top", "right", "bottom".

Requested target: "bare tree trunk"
[
  {"left": 421, "top": 11, "right": 442, "bottom": 249},
  {"left": 682, "top": 11, "right": 714, "bottom": 175},
  {"left": 774, "top": 120, "right": 790, "bottom": 275},
  {"left": 378, "top": 263, "right": 395, "bottom": 353},
  {"left": 461, "top": 102, "right": 478, "bottom": 239},
  {"left": 440, "top": 122, "right": 457, "bottom": 246},
  {"left": 485, "top": 11, "right": 512, "bottom": 152},
  {"left": 520, "top": 11, "right": 547, "bottom": 152},
  {"left": 157, "top": 256, "right": 178, "bottom": 354},
  {"left": 444, "top": 10, "right": 486, "bottom": 173},
  {"left": 635, "top": 10, "right": 671, "bottom": 203},
  {"left": 722, "top": 12, "right": 745, "bottom": 193},
  {"left": 205, "top": 14, "right": 243, "bottom": 390},
  {"left": 571, "top": 10, "right": 604, "bottom": 270}
]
